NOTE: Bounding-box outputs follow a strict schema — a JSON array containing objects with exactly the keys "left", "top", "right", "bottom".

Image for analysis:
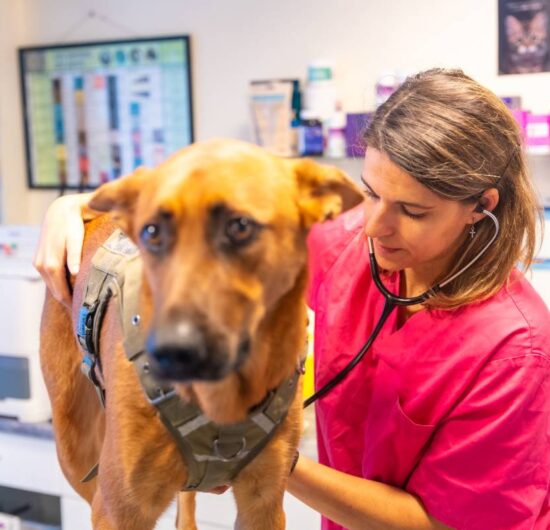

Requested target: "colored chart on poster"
[{"left": 19, "top": 36, "right": 193, "bottom": 188}]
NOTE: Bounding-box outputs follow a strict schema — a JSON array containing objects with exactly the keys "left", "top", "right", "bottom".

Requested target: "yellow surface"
[
  {"left": 303, "top": 309, "right": 315, "bottom": 400},
  {"left": 303, "top": 352, "right": 315, "bottom": 399}
]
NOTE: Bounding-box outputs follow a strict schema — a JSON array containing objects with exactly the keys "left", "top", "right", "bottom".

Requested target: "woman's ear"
[{"left": 472, "top": 188, "right": 499, "bottom": 222}]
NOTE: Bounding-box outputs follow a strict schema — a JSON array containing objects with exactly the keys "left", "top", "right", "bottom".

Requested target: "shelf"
[{"left": 313, "top": 156, "right": 550, "bottom": 208}]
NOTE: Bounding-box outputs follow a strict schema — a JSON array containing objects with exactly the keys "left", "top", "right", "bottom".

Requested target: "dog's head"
[{"left": 90, "top": 139, "right": 363, "bottom": 387}]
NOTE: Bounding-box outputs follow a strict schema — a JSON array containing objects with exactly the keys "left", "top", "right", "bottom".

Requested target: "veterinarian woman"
[{"left": 35, "top": 69, "right": 550, "bottom": 530}]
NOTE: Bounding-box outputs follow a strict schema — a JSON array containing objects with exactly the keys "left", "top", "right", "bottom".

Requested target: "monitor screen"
[{"left": 19, "top": 35, "right": 193, "bottom": 189}]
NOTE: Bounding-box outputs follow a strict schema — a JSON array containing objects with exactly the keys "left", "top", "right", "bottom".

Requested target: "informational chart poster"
[{"left": 19, "top": 36, "right": 193, "bottom": 188}]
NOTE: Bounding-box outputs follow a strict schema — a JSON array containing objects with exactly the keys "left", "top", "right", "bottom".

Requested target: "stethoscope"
[{"left": 304, "top": 208, "right": 500, "bottom": 408}]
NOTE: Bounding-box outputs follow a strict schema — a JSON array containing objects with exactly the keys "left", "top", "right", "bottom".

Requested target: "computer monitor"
[{"left": 19, "top": 35, "right": 193, "bottom": 189}]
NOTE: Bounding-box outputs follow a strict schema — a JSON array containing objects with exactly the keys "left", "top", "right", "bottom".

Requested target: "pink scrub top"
[{"left": 307, "top": 206, "right": 550, "bottom": 530}]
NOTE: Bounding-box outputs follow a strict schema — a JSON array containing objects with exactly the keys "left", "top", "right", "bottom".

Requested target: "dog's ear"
[
  {"left": 291, "top": 158, "right": 364, "bottom": 228},
  {"left": 89, "top": 166, "right": 152, "bottom": 234}
]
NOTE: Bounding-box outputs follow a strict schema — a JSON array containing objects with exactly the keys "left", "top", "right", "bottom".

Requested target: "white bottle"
[
  {"left": 375, "top": 71, "right": 402, "bottom": 108},
  {"left": 304, "top": 60, "right": 337, "bottom": 122},
  {"left": 326, "top": 105, "right": 347, "bottom": 159}
]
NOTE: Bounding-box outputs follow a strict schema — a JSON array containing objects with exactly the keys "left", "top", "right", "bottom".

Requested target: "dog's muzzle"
[{"left": 146, "top": 320, "right": 250, "bottom": 381}]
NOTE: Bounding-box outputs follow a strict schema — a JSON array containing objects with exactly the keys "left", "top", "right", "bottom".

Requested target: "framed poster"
[
  {"left": 499, "top": 0, "right": 550, "bottom": 74},
  {"left": 19, "top": 35, "right": 194, "bottom": 189}
]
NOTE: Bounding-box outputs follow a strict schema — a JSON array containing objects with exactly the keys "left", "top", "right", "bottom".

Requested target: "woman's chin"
[{"left": 374, "top": 255, "right": 403, "bottom": 273}]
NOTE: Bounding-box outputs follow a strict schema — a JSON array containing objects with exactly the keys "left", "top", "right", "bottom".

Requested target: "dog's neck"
[{"left": 174, "top": 268, "right": 308, "bottom": 424}]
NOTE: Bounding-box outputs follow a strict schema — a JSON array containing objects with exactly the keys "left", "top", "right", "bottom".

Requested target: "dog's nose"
[{"left": 147, "top": 321, "right": 208, "bottom": 380}]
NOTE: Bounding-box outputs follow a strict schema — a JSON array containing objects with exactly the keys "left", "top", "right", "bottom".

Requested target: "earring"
[{"left": 469, "top": 224, "right": 476, "bottom": 239}]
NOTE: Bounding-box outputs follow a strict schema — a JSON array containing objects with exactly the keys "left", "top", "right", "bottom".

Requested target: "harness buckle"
[
  {"left": 213, "top": 437, "right": 247, "bottom": 461},
  {"left": 81, "top": 354, "right": 101, "bottom": 387},
  {"left": 81, "top": 353, "right": 106, "bottom": 407},
  {"left": 149, "top": 388, "right": 177, "bottom": 407},
  {"left": 77, "top": 302, "right": 98, "bottom": 355}
]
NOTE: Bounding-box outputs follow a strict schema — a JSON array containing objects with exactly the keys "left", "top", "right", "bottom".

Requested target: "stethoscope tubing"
[
  {"left": 303, "top": 297, "right": 396, "bottom": 408},
  {"left": 303, "top": 209, "right": 499, "bottom": 408}
]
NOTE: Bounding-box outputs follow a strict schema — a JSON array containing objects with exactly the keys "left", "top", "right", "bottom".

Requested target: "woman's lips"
[{"left": 374, "top": 241, "right": 402, "bottom": 257}]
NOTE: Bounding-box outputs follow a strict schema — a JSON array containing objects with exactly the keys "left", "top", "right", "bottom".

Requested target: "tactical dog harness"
[{"left": 77, "top": 230, "right": 301, "bottom": 491}]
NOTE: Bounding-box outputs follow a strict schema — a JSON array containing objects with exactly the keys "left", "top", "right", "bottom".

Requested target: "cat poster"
[{"left": 499, "top": 0, "right": 550, "bottom": 74}]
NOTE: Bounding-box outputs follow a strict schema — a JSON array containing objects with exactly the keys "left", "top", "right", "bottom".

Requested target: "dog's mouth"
[{"left": 146, "top": 328, "right": 251, "bottom": 382}]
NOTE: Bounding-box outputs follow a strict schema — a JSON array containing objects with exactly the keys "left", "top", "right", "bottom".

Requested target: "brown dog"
[{"left": 39, "top": 139, "right": 363, "bottom": 529}]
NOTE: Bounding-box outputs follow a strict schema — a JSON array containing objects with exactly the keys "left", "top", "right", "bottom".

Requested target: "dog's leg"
[
  {"left": 91, "top": 487, "right": 195, "bottom": 530},
  {"left": 88, "top": 347, "right": 188, "bottom": 530},
  {"left": 91, "top": 485, "right": 158, "bottom": 530},
  {"left": 90, "top": 475, "right": 186, "bottom": 530},
  {"left": 40, "top": 294, "right": 104, "bottom": 503},
  {"left": 231, "top": 449, "right": 291, "bottom": 530},
  {"left": 176, "top": 492, "right": 198, "bottom": 530},
  {"left": 232, "top": 479, "right": 286, "bottom": 530},
  {"left": 231, "top": 396, "right": 302, "bottom": 530}
]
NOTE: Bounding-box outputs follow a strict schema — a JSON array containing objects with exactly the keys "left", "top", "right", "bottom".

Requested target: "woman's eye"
[
  {"left": 225, "top": 217, "right": 258, "bottom": 245},
  {"left": 363, "top": 187, "right": 425, "bottom": 219},
  {"left": 363, "top": 187, "right": 378, "bottom": 200},
  {"left": 140, "top": 223, "right": 166, "bottom": 253},
  {"left": 402, "top": 207, "right": 426, "bottom": 220}
]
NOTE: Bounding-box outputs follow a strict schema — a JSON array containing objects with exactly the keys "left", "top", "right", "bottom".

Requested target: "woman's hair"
[{"left": 364, "top": 68, "right": 542, "bottom": 309}]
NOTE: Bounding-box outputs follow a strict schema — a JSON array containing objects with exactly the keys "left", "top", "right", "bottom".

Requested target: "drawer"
[
  {"left": 0, "top": 433, "right": 65, "bottom": 496},
  {"left": 0, "top": 278, "right": 44, "bottom": 354}
]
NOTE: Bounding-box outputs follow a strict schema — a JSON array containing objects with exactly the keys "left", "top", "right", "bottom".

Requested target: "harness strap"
[
  {"left": 118, "top": 257, "right": 149, "bottom": 361},
  {"left": 77, "top": 267, "right": 110, "bottom": 407},
  {"left": 126, "top": 298, "right": 301, "bottom": 490},
  {"left": 143, "top": 365, "right": 300, "bottom": 491},
  {"left": 81, "top": 462, "right": 99, "bottom": 482},
  {"left": 77, "top": 230, "right": 141, "bottom": 408},
  {"left": 77, "top": 229, "right": 301, "bottom": 491}
]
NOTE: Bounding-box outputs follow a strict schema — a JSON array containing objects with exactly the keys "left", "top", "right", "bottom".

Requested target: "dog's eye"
[
  {"left": 225, "top": 217, "right": 258, "bottom": 246},
  {"left": 140, "top": 223, "right": 167, "bottom": 253}
]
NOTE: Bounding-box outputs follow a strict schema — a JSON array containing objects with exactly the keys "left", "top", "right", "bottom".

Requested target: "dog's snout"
[{"left": 147, "top": 321, "right": 208, "bottom": 381}]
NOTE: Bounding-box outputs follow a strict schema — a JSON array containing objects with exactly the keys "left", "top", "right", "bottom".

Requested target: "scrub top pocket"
[{"left": 361, "top": 359, "right": 437, "bottom": 488}]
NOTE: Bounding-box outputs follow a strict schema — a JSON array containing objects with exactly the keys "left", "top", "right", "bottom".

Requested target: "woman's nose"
[{"left": 364, "top": 202, "right": 394, "bottom": 239}]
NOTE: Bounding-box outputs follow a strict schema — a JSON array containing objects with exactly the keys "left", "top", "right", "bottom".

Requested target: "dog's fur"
[{"left": 39, "top": 139, "right": 363, "bottom": 529}]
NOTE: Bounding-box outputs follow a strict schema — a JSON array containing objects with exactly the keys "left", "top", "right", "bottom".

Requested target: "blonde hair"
[{"left": 364, "top": 68, "right": 542, "bottom": 309}]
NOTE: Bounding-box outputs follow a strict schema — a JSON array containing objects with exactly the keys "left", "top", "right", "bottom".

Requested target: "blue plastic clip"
[{"left": 77, "top": 306, "right": 89, "bottom": 338}]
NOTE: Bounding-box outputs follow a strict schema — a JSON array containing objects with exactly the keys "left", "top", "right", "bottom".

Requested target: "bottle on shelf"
[
  {"left": 303, "top": 61, "right": 337, "bottom": 124},
  {"left": 297, "top": 110, "right": 324, "bottom": 156},
  {"left": 325, "top": 103, "right": 347, "bottom": 159},
  {"left": 375, "top": 71, "right": 403, "bottom": 108}
]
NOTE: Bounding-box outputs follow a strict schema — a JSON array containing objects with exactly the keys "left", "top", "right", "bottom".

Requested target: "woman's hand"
[{"left": 33, "top": 193, "right": 94, "bottom": 307}]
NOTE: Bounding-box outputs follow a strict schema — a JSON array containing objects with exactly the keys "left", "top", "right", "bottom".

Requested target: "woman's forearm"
[
  {"left": 34, "top": 191, "right": 99, "bottom": 305},
  {"left": 286, "top": 455, "right": 451, "bottom": 530}
]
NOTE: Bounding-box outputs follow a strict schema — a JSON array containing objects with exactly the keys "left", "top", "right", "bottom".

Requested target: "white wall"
[
  {"left": 0, "top": 0, "right": 28, "bottom": 224},
  {"left": 1, "top": 0, "right": 550, "bottom": 224}
]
